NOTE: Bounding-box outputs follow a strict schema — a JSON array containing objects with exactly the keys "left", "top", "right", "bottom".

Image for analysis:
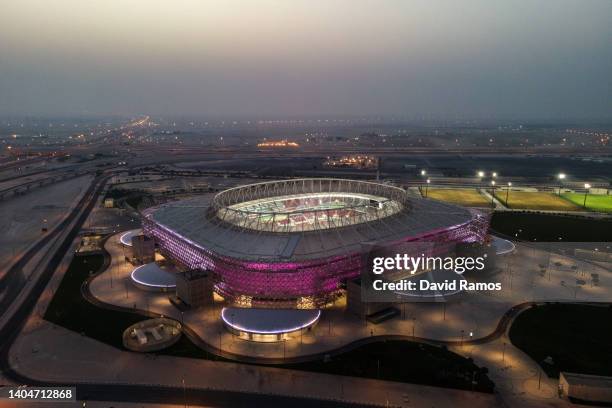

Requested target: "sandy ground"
[{"left": 0, "top": 175, "right": 93, "bottom": 276}]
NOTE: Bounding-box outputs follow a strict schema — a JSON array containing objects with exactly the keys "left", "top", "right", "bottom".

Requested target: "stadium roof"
[{"left": 147, "top": 191, "right": 480, "bottom": 262}]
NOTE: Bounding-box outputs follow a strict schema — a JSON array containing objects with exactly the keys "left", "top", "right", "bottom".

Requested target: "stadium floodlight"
[
  {"left": 557, "top": 173, "right": 566, "bottom": 195},
  {"left": 505, "top": 182, "right": 512, "bottom": 205},
  {"left": 583, "top": 183, "right": 591, "bottom": 207}
]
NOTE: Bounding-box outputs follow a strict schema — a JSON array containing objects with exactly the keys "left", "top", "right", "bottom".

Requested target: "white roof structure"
[
  {"left": 119, "top": 229, "right": 143, "bottom": 247},
  {"left": 131, "top": 262, "right": 176, "bottom": 289},
  {"left": 222, "top": 307, "right": 321, "bottom": 334},
  {"left": 146, "top": 179, "right": 482, "bottom": 262}
]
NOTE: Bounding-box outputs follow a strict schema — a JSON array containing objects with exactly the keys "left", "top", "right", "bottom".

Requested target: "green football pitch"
[{"left": 562, "top": 193, "right": 612, "bottom": 212}]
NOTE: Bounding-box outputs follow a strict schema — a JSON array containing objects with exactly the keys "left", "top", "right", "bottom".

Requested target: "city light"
[{"left": 257, "top": 140, "right": 300, "bottom": 148}]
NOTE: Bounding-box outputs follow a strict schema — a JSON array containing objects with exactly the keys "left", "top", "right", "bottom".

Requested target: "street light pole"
[
  {"left": 557, "top": 173, "right": 566, "bottom": 195},
  {"left": 506, "top": 182, "right": 512, "bottom": 206},
  {"left": 182, "top": 378, "right": 187, "bottom": 408},
  {"left": 420, "top": 169, "right": 426, "bottom": 196},
  {"left": 477, "top": 171, "right": 484, "bottom": 191},
  {"left": 583, "top": 183, "right": 591, "bottom": 207},
  {"left": 425, "top": 178, "right": 430, "bottom": 197}
]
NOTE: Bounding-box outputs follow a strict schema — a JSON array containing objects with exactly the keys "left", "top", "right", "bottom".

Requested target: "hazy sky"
[{"left": 1, "top": 0, "right": 610, "bottom": 119}]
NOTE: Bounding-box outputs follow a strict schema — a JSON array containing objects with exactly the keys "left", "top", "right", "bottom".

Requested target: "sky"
[{"left": 0, "top": 0, "right": 610, "bottom": 119}]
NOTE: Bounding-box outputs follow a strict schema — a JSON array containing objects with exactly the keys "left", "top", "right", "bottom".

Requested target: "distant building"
[
  {"left": 175, "top": 269, "right": 214, "bottom": 308},
  {"left": 559, "top": 372, "right": 612, "bottom": 404}
]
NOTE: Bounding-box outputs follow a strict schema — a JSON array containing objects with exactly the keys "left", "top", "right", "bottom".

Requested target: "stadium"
[{"left": 142, "top": 179, "right": 489, "bottom": 309}]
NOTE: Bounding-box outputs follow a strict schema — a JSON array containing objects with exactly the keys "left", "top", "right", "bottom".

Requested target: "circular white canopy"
[
  {"left": 131, "top": 263, "right": 176, "bottom": 289},
  {"left": 119, "top": 229, "right": 143, "bottom": 247},
  {"left": 221, "top": 307, "right": 320, "bottom": 335}
]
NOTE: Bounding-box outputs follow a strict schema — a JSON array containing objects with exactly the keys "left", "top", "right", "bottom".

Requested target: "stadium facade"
[{"left": 143, "top": 179, "right": 489, "bottom": 308}]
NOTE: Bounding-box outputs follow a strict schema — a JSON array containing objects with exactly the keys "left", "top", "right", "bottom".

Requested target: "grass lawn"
[
  {"left": 490, "top": 212, "right": 612, "bottom": 241},
  {"left": 494, "top": 191, "right": 582, "bottom": 211},
  {"left": 509, "top": 304, "right": 612, "bottom": 377},
  {"left": 44, "top": 254, "right": 207, "bottom": 358},
  {"left": 425, "top": 188, "right": 491, "bottom": 207},
  {"left": 561, "top": 193, "right": 612, "bottom": 212}
]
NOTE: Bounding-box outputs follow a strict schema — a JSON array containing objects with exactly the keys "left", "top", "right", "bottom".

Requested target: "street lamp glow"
[
  {"left": 492, "top": 172, "right": 498, "bottom": 178},
  {"left": 426, "top": 178, "right": 431, "bottom": 184},
  {"left": 420, "top": 169, "right": 426, "bottom": 176},
  {"left": 491, "top": 180, "right": 496, "bottom": 186},
  {"left": 584, "top": 183, "right": 591, "bottom": 189},
  {"left": 507, "top": 182, "right": 512, "bottom": 186},
  {"left": 558, "top": 173, "right": 566, "bottom": 180},
  {"left": 477, "top": 171, "right": 485, "bottom": 178}
]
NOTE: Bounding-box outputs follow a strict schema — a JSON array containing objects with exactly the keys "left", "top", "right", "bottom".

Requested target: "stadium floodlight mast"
[
  {"left": 505, "top": 182, "right": 512, "bottom": 206},
  {"left": 420, "top": 169, "right": 427, "bottom": 192},
  {"left": 477, "top": 171, "right": 485, "bottom": 191},
  {"left": 583, "top": 183, "right": 591, "bottom": 207},
  {"left": 557, "top": 172, "right": 566, "bottom": 195}
]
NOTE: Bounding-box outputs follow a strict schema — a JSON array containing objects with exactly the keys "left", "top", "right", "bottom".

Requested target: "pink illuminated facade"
[{"left": 143, "top": 179, "right": 489, "bottom": 308}]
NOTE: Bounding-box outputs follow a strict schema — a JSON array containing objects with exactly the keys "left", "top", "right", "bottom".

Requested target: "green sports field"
[
  {"left": 424, "top": 188, "right": 491, "bottom": 207},
  {"left": 561, "top": 193, "right": 612, "bottom": 212},
  {"left": 494, "top": 191, "right": 582, "bottom": 211}
]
